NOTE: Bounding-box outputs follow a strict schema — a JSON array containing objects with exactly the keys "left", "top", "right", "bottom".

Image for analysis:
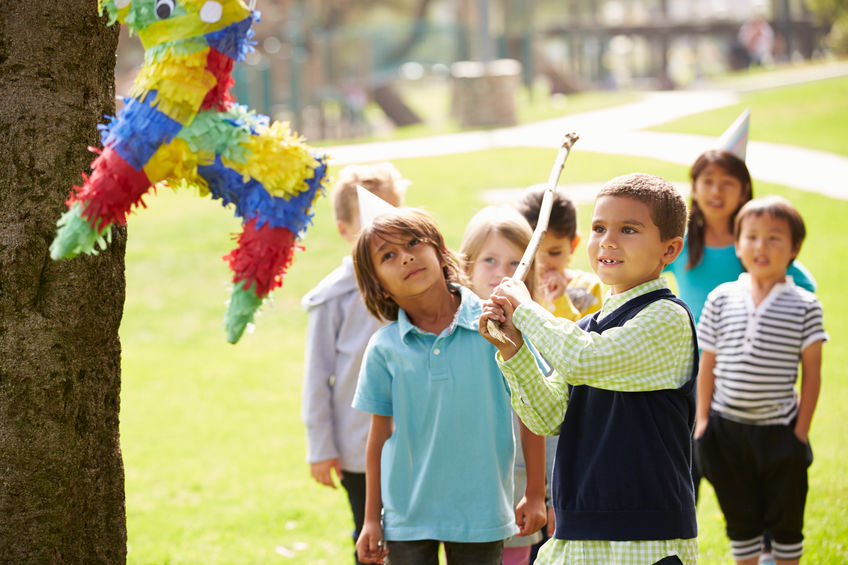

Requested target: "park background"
[
  {"left": 120, "top": 74, "right": 848, "bottom": 563},
  {"left": 2, "top": 0, "right": 847, "bottom": 564},
  {"left": 118, "top": 1, "right": 848, "bottom": 563}
]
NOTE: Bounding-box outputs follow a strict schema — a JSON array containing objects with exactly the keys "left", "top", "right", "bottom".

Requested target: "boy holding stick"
[{"left": 481, "top": 173, "right": 699, "bottom": 565}]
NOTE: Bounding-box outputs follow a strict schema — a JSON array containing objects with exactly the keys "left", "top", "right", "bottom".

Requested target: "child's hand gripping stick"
[{"left": 487, "top": 132, "right": 579, "bottom": 344}]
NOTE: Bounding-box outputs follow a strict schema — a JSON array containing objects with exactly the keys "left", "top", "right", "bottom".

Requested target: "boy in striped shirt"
[{"left": 695, "top": 196, "right": 827, "bottom": 565}]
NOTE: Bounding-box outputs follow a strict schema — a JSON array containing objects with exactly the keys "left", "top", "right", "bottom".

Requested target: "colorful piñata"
[{"left": 51, "top": 0, "right": 329, "bottom": 343}]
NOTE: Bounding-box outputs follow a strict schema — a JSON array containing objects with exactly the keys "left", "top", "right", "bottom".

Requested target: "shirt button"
[{"left": 433, "top": 348, "right": 441, "bottom": 355}]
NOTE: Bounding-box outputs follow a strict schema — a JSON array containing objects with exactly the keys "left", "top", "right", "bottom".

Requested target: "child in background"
[
  {"left": 352, "top": 208, "right": 546, "bottom": 565},
  {"left": 459, "top": 205, "right": 546, "bottom": 565},
  {"left": 664, "top": 112, "right": 815, "bottom": 325},
  {"left": 664, "top": 117, "right": 817, "bottom": 557},
  {"left": 482, "top": 173, "right": 699, "bottom": 565},
  {"left": 515, "top": 187, "right": 602, "bottom": 321},
  {"left": 695, "top": 196, "right": 826, "bottom": 565},
  {"left": 515, "top": 187, "right": 602, "bottom": 562},
  {"left": 301, "top": 163, "right": 409, "bottom": 565}
]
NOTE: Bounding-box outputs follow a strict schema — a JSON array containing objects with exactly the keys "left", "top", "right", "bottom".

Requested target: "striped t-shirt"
[{"left": 698, "top": 274, "right": 827, "bottom": 425}]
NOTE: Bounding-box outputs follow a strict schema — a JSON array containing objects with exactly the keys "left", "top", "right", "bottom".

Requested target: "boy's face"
[
  {"left": 588, "top": 195, "right": 682, "bottom": 294},
  {"left": 735, "top": 212, "right": 798, "bottom": 284},
  {"left": 536, "top": 232, "right": 578, "bottom": 276},
  {"left": 369, "top": 231, "right": 444, "bottom": 303}
]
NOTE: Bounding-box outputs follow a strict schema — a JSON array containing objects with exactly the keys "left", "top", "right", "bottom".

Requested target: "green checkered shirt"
[{"left": 498, "top": 278, "right": 698, "bottom": 565}]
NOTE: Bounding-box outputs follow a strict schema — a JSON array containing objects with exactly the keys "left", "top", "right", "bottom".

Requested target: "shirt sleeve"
[
  {"left": 351, "top": 336, "right": 394, "bottom": 417},
  {"left": 497, "top": 344, "right": 570, "bottom": 437},
  {"left": 301, "top": 301, "right": 341, "bottom": 463},
  {"left": 513, "top": 299, "right": 694, "bottom": 392},
  {"left": 697, "top": 292, "right": 717, "bottom": 353},
  {"left": 801, "top": 298, "right": 828, "bottom": 350}
]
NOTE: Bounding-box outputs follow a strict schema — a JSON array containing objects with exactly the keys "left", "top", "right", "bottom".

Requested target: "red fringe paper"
[
  {"left": 69, "top": 147, "right": 152, "bottom": 227},
  {"left": 225, "top": 218, "right": 300, "bottom": 297},
  {"left": 201, "top": 48, "right": 236, "bottom": 112}
]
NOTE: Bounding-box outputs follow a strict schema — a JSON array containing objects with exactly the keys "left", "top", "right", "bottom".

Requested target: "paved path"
[{"left": 326, "top": 61, "right": 848, "bottom": 200}]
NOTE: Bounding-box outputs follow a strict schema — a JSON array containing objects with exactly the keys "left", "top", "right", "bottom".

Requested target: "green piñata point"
[{"left": 225, "top": 280, "right": 264, "bottom": 344}]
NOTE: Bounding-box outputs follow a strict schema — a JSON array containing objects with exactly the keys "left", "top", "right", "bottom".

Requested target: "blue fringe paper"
[{"left": 99, "top": 91, "right": 183, "bottom": 171}]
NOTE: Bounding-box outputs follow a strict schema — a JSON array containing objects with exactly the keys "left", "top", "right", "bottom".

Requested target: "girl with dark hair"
[{"left": 665, "top": 149, "right": 815, "bottom": 323}]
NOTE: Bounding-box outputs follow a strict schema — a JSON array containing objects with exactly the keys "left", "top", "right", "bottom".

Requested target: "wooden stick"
[{"left": 487, "top": 132, "right": 579, "bottom": 344}]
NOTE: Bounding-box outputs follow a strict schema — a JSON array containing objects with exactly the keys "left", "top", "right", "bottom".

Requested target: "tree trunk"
[{"left": 0, "top": 2, "right": 126, "bottom": 563}]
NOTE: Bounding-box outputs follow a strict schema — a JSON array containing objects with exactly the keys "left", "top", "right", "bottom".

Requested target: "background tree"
[
  {"left": 807, "top": 0, "right": 848, "bottom": 53},
  {"left": 0, "top": 2, "right": 126, "bottom": 562}
]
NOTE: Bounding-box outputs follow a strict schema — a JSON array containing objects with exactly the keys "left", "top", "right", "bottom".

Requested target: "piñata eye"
[{"left": 154, "top": 0, "right": 175, "bottom": 19}]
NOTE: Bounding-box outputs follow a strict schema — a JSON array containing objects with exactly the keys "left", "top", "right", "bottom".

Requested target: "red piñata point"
[{"left": 225, "top": 218, "right": 297, "bottom": 297}]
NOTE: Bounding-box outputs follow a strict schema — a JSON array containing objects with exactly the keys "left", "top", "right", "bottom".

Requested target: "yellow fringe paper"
[
  {"left": 130, "top": 50, "right": 216, "bottom": 124},
  {"left": 224, "top": 122, "right": 317, "bottom": 198},
  {"left": 144, "top": 137, "right": 212, "bottom": 194}
]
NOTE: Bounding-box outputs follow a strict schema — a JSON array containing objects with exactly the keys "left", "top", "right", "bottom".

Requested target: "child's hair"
[
  {"left": 331, "top": 162, "right": 410, "bottom": 224},
  {"left": 515, "top": 186, "right": 578, "bottom": 239},
  {"left": 459, "top": 205, "right": 535, "bottom": 295},
  {"left": 353, "top": 208, "right": 469, "bottom": 322},
  {"left": 734, "top": 195, "right": 806, "bottom": 255},
  {"left": 687, "top": 150, "right": 753, "bottom": 269},
  {"left": 597, "top": 173, "right": 688, "bottom": 240},
  {"left": 459, "top": 205, "right": 533, "bottom": 272}
]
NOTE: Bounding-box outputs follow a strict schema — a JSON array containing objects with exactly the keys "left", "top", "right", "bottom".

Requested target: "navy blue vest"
[{"left": 552, "top": 288, "right": 698, "bottom": 541}]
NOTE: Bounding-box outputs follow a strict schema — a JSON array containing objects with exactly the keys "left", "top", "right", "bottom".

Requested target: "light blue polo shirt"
[{"left": 353, "top": 285, "right": 518, "bottom": 543}]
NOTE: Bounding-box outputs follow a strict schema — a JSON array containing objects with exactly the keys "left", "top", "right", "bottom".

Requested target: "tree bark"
[{"left": 0, "top": 2, "right": 126, "bottom": 563}]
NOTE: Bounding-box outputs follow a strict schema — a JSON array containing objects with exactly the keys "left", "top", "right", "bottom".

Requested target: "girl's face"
[
  {"left": 693, "top": 162, "right": 747, "bottom": 227},
  {"left": 735, "top": 213, "right": 798, "bottom": 285},
  {"left": 369, "top": 230, "right": 444, "bottom": 302},
  {"left": 469, "top": 232, "right": 523, "bottom": 298}
]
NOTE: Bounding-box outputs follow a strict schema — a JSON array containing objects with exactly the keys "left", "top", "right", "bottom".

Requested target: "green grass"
[{"left": 651, "top": 75, "right": 848, "bottom": 157}]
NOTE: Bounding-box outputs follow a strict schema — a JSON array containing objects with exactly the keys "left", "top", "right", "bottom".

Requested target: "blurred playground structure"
[{"left": 113, "top": 0, "right": 835, "bottom": 141}]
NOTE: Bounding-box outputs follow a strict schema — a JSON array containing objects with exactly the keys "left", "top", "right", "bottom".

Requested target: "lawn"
[
  {"left": 120, "top": 69, "right": 848, "bottom": 564},
  {"left": 651, "top": 75, "right": 848, "bottom": 157}
]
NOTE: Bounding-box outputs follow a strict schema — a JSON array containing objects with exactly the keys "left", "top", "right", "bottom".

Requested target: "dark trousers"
[
  {"left": 341, "top": 472, "right": 367, "bottom": 565},
  {"left": 386, "top": 539, "right": 503, "bottom": 565},
  {"left": 696, "top": 413, "right": 811, "bottom": 545}
]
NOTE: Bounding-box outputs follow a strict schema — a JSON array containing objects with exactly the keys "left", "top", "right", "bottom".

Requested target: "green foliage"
[{"left": 806, "top": 0, "right": 848, "bottom": 22}]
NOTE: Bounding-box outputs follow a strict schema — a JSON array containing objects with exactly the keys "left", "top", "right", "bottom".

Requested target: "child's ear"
[
  {"left": 570, "top": 234, "right": 581, "bottom": 252},
  {"left": 791, "top": 243, "right": 802, "bottom": 262},
  {"left": 661, "top": 236, "right": 685, "bottom": 266},
  {"left": 337, "top": 220, "right": 351, "bottom": 239}
]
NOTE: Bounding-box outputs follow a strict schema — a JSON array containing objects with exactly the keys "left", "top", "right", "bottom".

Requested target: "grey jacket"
[{"left": 301, "top": 256, "right": 382, "bottom": 472}]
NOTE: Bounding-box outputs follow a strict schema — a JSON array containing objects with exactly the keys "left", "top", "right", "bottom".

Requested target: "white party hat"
[
  {"left": 357, "top": 185, "right": 397, "bottom": 228},
  {"left": 717, "top": 109, "right": 750, "bottom": 161}
]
